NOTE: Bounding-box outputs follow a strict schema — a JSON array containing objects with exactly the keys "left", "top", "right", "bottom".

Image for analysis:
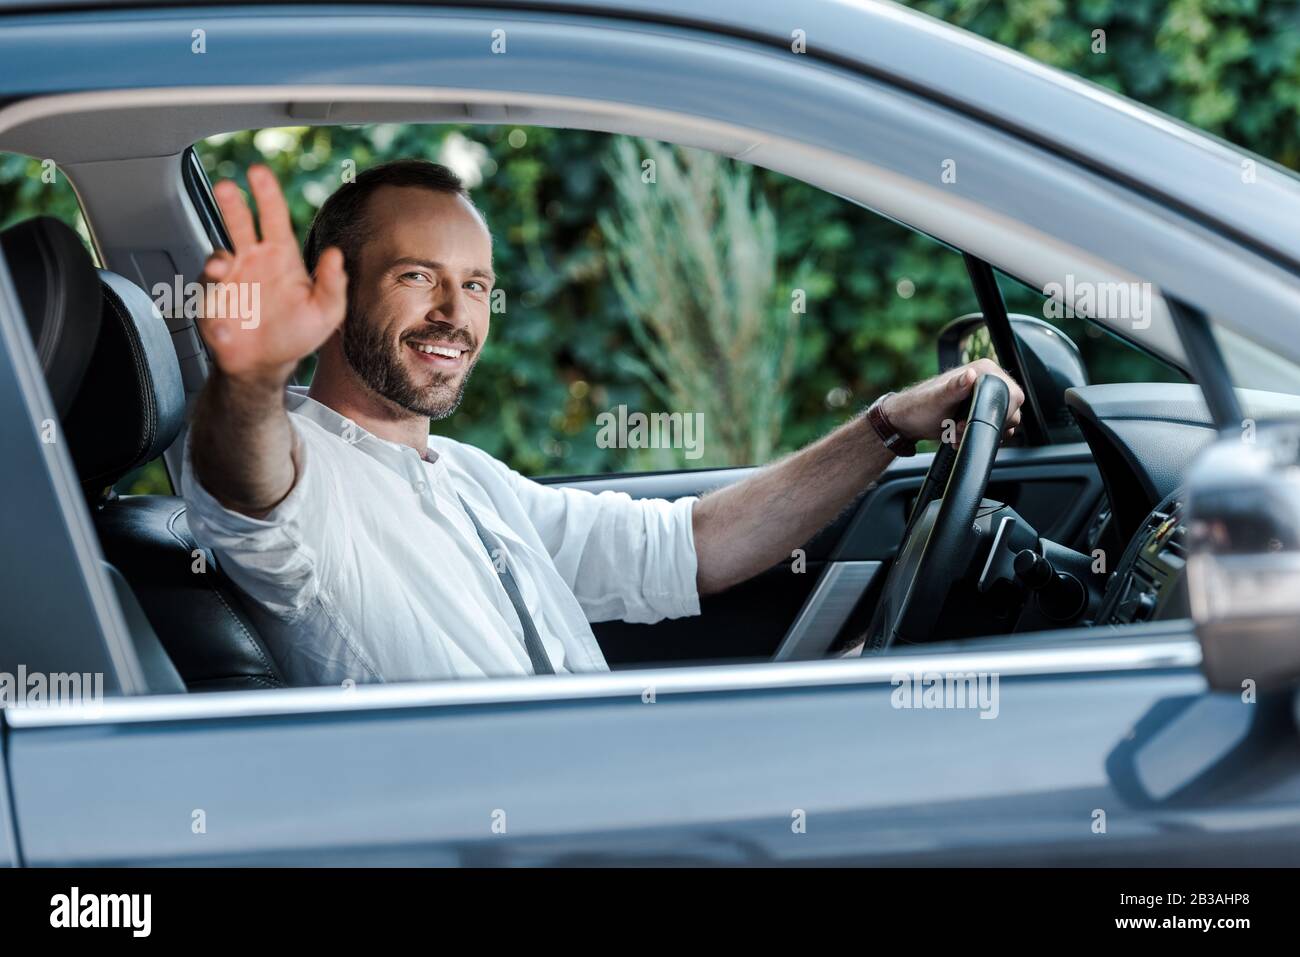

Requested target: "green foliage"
[
  {"left": 0, "top": 154, "right": 95, "bottom": 253},
  {"left": 910, "top": 0, "right": 1300, "bottom": 169},
  {"left": 601, "top": 139, "right": 796, "bottom": 466},
  {"left": 115, "top": 459, "right": 172, "bottom": 496}
]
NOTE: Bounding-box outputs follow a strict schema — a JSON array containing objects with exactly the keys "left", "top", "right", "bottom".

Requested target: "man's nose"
[{"left": 428, "top": 284, "right": 468, "bottom": 327}]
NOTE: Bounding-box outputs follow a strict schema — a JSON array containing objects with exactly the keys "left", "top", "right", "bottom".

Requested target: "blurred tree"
[
  {"left": 0, "top": 154, "right": 95, "bottom": 250},
  {"left": 601, "top": 138, "right": 796, "bottom": 467}
]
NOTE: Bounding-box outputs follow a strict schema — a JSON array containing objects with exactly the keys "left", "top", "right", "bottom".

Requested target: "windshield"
[{"left": 1216, "top": 323, "right": 1300, "bottom": 397}]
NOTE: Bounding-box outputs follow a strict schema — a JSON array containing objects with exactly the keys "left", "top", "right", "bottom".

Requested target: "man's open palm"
[{"left": 196, "top": 163, "right": 348, "bottom": 383}]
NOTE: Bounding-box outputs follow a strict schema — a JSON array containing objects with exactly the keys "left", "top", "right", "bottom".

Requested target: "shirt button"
[{"left": 414, "top": 479, "right": 429, "bottom": 494}]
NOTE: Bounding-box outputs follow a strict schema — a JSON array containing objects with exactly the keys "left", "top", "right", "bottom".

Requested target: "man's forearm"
[
  {"left": 189, "top": 370, "right": 299, "bottom": 518},
  {"left": 692, "top": 414, "right": 894, "bottom": 595}
]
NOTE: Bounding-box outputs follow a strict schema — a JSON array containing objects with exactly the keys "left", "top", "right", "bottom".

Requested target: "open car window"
[
  {"left": 1, "top": 113, "right": 1224, "bottom": 697},
  {"left": 170, "top": 126, "right": 1178, "bottom": 684}
]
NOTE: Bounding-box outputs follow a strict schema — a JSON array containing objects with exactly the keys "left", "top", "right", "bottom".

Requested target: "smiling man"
[{"left": 182, "top": 159, "right": 1023, "bottom": 686}]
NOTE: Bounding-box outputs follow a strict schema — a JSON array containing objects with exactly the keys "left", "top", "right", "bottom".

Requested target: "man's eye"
[
  {"left": 465, "top": 281, "right": 487, "bottom": 293},
  {"left": 400, "top": 272, "right": 430, "bottom": 283}
]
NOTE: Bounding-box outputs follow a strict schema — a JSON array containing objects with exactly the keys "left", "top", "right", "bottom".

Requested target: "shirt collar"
[{"left": 284, "top": 386, "right": 441, "bottom": 465}]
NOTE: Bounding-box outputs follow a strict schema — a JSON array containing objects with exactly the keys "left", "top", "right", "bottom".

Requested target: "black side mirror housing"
[{"left": 938, "top": 313, "right": 1088, "bottom": 442}]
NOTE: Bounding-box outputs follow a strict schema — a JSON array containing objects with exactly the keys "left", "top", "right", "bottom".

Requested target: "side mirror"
[
  {"left": 1185, "top": 421, "right": 1300, "bottom": 692},
  {"left": 938, "top": 313, "right": 1088, "bottom": 442}
]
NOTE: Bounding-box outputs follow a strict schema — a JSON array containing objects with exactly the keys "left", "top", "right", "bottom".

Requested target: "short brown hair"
[{"left": 302, "top": 159, "right": 481, "bottom": 278}]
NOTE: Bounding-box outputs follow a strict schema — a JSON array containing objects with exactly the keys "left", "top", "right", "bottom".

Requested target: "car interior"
[{"left": 5, "top": 98, "right": 1300, "bottom": 697}]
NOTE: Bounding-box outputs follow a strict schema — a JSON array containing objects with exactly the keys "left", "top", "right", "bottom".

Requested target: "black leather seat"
[
  {"left": 2, "top": 216, "right": 285, "bottom": 692},
  {"left": 92, "top": 496, "right": 286, "bottom": 692},
  {"left": 73, "top": 269, "right": 288, "bottom": 692},
  {"left": 0, "top": 216, "right": 102, "bottom": 415}
]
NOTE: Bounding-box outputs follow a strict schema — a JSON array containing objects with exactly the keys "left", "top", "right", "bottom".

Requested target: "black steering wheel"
[{"left": 857, "top": 373, "right": 1010, "bottom": 653}]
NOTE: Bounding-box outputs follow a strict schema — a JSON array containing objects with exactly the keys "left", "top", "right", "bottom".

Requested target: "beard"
[{"left": 341, "top": 307, "right": 479, "bottom": 420}]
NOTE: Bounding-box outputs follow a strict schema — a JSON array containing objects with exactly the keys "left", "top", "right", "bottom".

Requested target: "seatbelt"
[{"left": 456, "top": 494, "right": 556, "bottom": 675}]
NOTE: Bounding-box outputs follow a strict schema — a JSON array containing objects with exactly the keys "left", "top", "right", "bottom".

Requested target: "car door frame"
[{"left": 17, "top": 621, "right": 1285, "bottom": 867}]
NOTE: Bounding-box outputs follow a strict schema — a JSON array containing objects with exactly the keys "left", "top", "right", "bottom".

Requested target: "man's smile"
[{"left": 405, "top": 337, "right": 470, "bottom": 370}]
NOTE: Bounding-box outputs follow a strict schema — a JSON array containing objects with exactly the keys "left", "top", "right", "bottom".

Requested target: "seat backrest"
[
  {"left": 72, "top": 268, "right": 286, "bottom": 692},
  {"left": 0, "top": 215, "right": 287, "bottom": 692},
  {"left": 63, "top": 271, "right": 187, "bottom": 498},
  {"left": 72, "top": 269, "right": 287, "bottom": 691}
]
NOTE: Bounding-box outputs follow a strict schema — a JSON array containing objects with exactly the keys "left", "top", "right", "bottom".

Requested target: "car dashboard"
[
  {"left": 1095, "top": 490, "right": 1190, "bottom": 626},
  {"left": 1060, "top": 382, "right": 1300, "bottom": 632}
]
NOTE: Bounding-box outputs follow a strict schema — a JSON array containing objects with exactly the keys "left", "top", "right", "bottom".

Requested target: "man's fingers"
[
  {"left": 966, "top": 359, "right": 1026, "bottom": 414},
  {"left": 310, "top": 246, "right": 349, "bottom": 323},
  {"left": 200, "top": 249, "right": 234, "bottom": 281},
  {"left": 248, "top": 164, "right": 295, "bottom": 246},
  {"left": 214, "top": 179, "right": 258, "bottom": 251},
  {"left": 195, "top": 286, "right": 233, "bottom": 342},
  {"left": 195, "top": 251, "right": 234, "bottom": 323}
]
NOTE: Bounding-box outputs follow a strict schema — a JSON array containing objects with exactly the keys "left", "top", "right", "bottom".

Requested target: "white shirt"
[{"left": 180, "top": 389, "right": 701, "bottom": 686}]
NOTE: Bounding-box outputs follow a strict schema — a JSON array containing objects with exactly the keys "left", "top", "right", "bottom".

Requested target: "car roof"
[{"left": 3, "top": 0, "right": 1298, "bottom": 275}]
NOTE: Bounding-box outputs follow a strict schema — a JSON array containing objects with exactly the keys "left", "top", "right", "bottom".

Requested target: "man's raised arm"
[{"left": 188, "top": 164, "right": 348, "bottom": 517}]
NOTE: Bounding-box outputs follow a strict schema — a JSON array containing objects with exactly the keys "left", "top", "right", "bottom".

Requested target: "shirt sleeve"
[
  {"left": 179, "top": 415, "right": 342, "bottom": 623},
  {"left": 503, "top": 465, "right": 702, "bottom": 625}
]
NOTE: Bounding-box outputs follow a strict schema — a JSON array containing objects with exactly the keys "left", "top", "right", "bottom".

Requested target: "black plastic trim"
[
  {"left": 1168, "top": 297, "right": 1241, "bottom": 429},
  {"left": 964, "top": 254, "right": 1049, "bottom": 445},
  {"left": 180, "top": 146, "right": 231, "bottom": 253}
]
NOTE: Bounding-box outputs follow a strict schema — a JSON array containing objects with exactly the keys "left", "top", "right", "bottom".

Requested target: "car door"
[{"left": 11, "top": 619, "right": 1300, "bottom": 866}]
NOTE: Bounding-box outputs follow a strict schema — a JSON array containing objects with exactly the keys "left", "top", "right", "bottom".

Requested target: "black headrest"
[
  {"left": 63, "top": 270, "right": 185, "bottom": 498},
  {"left": 0, "top": 216, "right": 102, "bottom": 417}
]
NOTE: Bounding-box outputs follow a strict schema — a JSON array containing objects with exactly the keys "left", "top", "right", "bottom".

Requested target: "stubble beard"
[{"left": 341, "top": 305, "right": 478, "bottom": 421}]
